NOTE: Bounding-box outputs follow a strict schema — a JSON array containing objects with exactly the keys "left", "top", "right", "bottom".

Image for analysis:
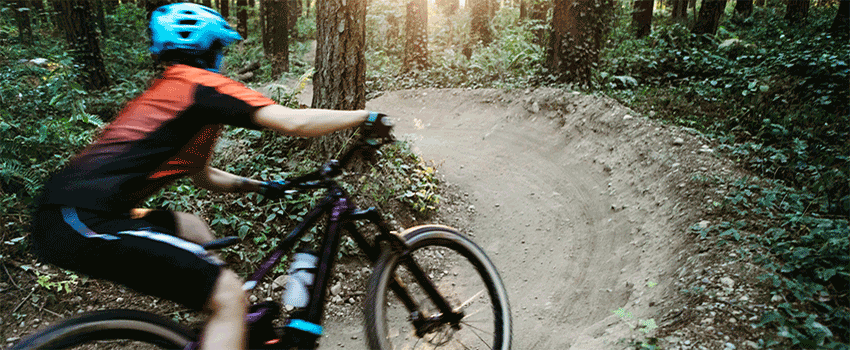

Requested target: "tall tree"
[
  {"left": 95, "top": 0, "right": 108, "bottom": 38},
  {"left": 145, "top": 0, "right": 173, "bottom": 19},
  {"left": 633, "top": 0, "right": 653, "bottom": 37},
  {"left": 548, "top": 0, "right": 612, "bottom": 85},
  {"left": 529, "top": 0, "right": 549, "bottom": 45},
  {"left": 830, "top": 0, "right": 849, "bottom": 35},
  {"left": 289, "top": 0, "right": 301, "bottom": 31},
  {"left": 220, "top": 0, "right": 230, "bottom": 19},
  {"left": 51, "top": 0, "right": 110, "bottom": 90},
  {"left": 104, "top": 0, "right": 120, "bottom": 12},
  {"left": 314, "top": 0, "right": 366, "bottom": 110},
  {"left": 785, "top": 0, "right": 810, "bottom": 23},
  {"left": 693, "top": 0, "right": 728, "bottom": 35},
  {"left": 404, "top": 0, "right": 428, "bottom": 71},
  {"left": 672, "top": 0, "right": 688, "bottom": 20},
  {"left": 263, "top": 0, "right": 289, "bottom": 76},
  {"left": 312, "top": 0, "right": 366, "bottom": 156},
  {"left": 237, "top": 0, "right": 248, "bottom": 38},
  {"left": 436, "top": 0, "right": 459, "bottom": 15},
  {"left": 12, "top": 0, "right": 33, "bottom": 45},
  {"left": 735, "top": 0, "right": 753, "bottom": 16},
  {"left": 470, "top": 0, "right": 492, "bottom": 44}
]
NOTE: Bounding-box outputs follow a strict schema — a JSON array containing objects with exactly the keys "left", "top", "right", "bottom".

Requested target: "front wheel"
[
  {"left": 9, "top": 309, "right": 195, "bottom": 349},
  {"left": 365, "top": 225, "right": 512, "bottom": 350}
]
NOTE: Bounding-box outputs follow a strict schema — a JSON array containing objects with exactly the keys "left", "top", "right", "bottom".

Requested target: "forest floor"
[{"left": 2, "top": 84, "right": 778, "bottom": 349}]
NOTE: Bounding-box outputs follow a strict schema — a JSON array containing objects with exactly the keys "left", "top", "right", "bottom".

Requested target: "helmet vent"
[{"left": 179, "top": 19, "right": 198, "bottom": 25}]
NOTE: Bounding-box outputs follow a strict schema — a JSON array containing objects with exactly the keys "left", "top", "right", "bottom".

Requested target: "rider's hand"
[
  {"left": 363, "top": 112, "right": 394, "bottom": 145},
  {"left": 259, "top": 180, "right": 289, "bottom": 199}
]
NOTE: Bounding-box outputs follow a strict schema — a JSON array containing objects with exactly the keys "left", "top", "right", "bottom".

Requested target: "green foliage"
[
  {"left": 361, "top": 141, "right": 441, "bottom": 213},
  {"left": 1, "top": 4, "right": 152, "bottom": 208},
  {"left": 365, "top": 5, "right": 547, "bottom": 92},
  {"left": 600, "top": 3, "right": 849, "bottom": 347}
]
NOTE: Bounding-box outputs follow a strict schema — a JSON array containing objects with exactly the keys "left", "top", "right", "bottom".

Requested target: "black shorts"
[{"left": 29, "top": 206, "right": 223, "bottom": 311}]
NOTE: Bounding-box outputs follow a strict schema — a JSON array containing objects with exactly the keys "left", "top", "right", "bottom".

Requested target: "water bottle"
[{"left": 283, "top": 251, "right": 318, "bottom": 309}]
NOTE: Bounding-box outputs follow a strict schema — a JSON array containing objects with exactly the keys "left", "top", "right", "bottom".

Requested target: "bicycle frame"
[{"left": 224, "top": 144, "right": 458, "bottom": 349}]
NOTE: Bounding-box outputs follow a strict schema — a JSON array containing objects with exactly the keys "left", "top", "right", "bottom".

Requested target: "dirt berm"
[{"left": 313, "top": 87, "right": 727, "bottom": 349}]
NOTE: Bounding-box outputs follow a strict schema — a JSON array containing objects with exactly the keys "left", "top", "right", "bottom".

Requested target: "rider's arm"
[
  {"left": 194, "top": 106, "right": 369, "bottom": 192},
  {"left": 192, "top": 166, "right": 263, "bottom": 193},
  {"left": 252, "top": 105, "right": 370, "bottom": 137}
]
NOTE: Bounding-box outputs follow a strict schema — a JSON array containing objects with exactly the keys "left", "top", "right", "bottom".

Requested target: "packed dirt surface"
[
  {"left": 315, "top": 87, "right": 731, "bottom": 349},
  {"left": 4, "top": 86, "right": 760, "bottom": 350}
]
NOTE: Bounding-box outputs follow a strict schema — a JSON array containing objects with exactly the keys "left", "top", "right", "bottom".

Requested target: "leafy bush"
[
  {"left": 365, "top": 5, "right": 547, "bottom": 92},
  {"left": 600, "top": 4, "right": 849, "bottom": 347}
]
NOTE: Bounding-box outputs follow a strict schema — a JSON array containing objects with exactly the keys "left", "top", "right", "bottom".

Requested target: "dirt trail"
[{"left": 315, "top": 88, "right": 718, "bottom": 349}]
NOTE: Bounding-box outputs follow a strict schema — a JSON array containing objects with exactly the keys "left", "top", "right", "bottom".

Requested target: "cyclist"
[{"left": 29, "top": 3, "right": 381, "bottom": 349}]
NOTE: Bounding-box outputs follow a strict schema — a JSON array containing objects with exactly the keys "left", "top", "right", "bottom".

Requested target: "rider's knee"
[{"left": 206, "top": 269, "right": 247, "bottom": 312}]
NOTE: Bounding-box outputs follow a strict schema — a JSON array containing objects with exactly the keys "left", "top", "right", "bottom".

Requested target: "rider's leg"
[
  {"left": 129, "top": 209, "right": 215, "bottom": 245},
  {"left": 32, "top": 207, "right": 246, "bottom": 348},
  {"left": 173, "top": 211, "right": 216, "bottom": 244},
  {"left": 201, "top": 269, "right": 248, "bottom": 350},
  {"left": 169, "top": 212, "right": 248, "bottom": 350}
]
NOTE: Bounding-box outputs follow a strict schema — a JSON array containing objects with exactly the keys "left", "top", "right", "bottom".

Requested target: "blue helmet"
[{"left": 149, "top": 2, "right": 242, "bottom": 72}]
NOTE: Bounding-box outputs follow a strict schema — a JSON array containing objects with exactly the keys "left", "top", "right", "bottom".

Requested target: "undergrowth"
[
  {"left": 600, "top": 3, "right": 849, "bottom": 348},
  {"left": 0, "top": 1, "right": 439, "bottom": 322},
  {"left": 2, "top": 0, "right": 847, "bottom": 347}
]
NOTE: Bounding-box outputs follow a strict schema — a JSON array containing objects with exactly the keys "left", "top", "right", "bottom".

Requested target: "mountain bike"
[{"left": 11, "top": 117, "right": 512, "bottom": 350}]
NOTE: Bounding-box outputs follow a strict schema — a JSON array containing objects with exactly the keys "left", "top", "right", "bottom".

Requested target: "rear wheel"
[
  {"left": 9, "top": 309, "right": 195, "bottom": 349},
  {"left": 365, "top": 225, "right": 512, "bottom": 350}
]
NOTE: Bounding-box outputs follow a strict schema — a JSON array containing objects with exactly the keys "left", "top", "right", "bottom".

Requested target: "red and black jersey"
[{"left": 39, "top": 64, "right": 277, "bottom": 212}]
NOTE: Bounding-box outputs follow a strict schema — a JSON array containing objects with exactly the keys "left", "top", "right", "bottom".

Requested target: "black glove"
[
  {"left": 363, "top": 112, "right": 394, "bottom": 145},
  {"left": 259, "top": 180, "right": 289, "bottom": 200}
]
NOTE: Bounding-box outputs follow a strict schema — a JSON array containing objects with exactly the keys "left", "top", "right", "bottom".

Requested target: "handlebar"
[
  {"left": 262, "top": 115, "right": 395, "bottom": 197},
  {"left": 204, "top": 116, "right": 394, "bottom": 249}
]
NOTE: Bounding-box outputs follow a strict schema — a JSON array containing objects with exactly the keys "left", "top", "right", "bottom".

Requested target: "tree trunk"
[
  {"left": 237, "top": 0, "right": 248, "bottom": 38},
  {"left": 520, "top": 0, "right": 527, "bottom": 19},
  {"left": 289, "top": 0, "right": 300, "bottom": 31},
  {"left": 633, "top": 0, "right": 653, "bottom": 38},
  {"left": 470, "top": 0, "right": 492, "bottom": 44},
  {"left": 312, "top": 0, "right": 366, "bottom": 157},
  {"left": 693, "top": 0, "right": 727, "bottom": 35},
  {"left": 735, "top": 0, "right": 753, "bottom": 16},
  {"left": 785, "top": 0, "right": 809, "bottom": 23},
  {"left": 12, "top": 0, "right": 34, "bottom": 45},
  {"left": 529, "top": 0, "right": 549, "bottom": 45},
  {"left": 672, "top": 0, "right": 688, "bottom": 20},
  {"left": 403, "top": 0, "right": 428, "bottom": 71},
  {"left": 313, "top": 0, "right": 366, "bottom": 110},
  {"left": 436, "top": 0, "right": 459, "bottom": 15},
  {"left": 548, "top": 0, "right": 611, "bottom": 86},
  {"left": 145, "top": 0, "right": 173, "bottom": 19},
  {"left": 830, "top": 0, "right": 849, "bottom": 35},
  {"left": 262, "top": 0, "right": 269, "bottom": 55},
  {"left": 220, "top": 0, "right": 229, "bottom": 19},
  {"left": 51, "top": 0, "right": 110, "bottom": 90},
  {"left": 95, "top": 0, "right": 108, "bottom": 38},
  {"left": 387, "top": 13, "right": 400, "bottom": 47},
  {"left": 264, "top": 0, "right": 289, "bottom": 77},
  {"left": 104, "top": 0, "right": 120, "bottom": 13}
]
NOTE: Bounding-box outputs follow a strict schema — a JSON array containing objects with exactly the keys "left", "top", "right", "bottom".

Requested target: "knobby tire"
[
  {"left": 365, "top": 225, "right": 512, "bottom": 350},
  {"left": 9, "top": 309, "right": 195, "bottom": 349}
]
